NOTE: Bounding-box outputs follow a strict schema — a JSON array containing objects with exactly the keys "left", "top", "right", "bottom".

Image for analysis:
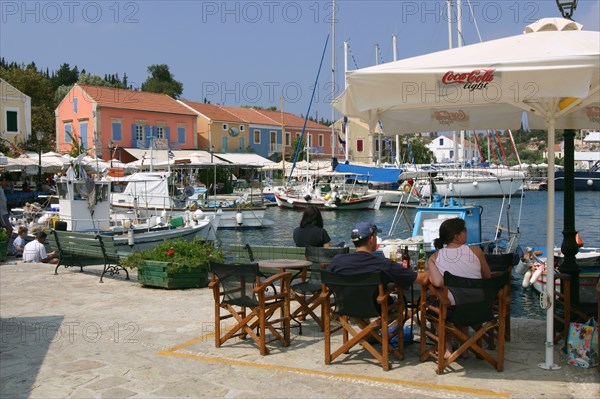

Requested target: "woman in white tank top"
[
  {"left": 427, "top": 218, "right": 491, "bottom": 304},
  {"left": 426, "top": 218, "right": 491, "bottom": 358}
]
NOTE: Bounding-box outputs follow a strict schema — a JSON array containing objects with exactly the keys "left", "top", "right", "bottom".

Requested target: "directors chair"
[
  {"left": 420, "top": 271, "right": 510, "bottom": 374},
  {"left": 321, "top": 270, "right": 405, "bottom": 371},
  {"left": 209, "top": 261, "right": 291, "bottom": 356},
  {"left": 290, "top": 246, "right": 349, "bottom": 331}
]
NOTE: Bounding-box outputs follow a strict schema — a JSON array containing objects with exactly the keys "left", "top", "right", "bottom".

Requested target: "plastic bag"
[{"left": 566, "top": 318, "right": 598, "bottom": 368}]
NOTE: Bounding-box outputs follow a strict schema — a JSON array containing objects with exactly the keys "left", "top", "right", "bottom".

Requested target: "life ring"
[{"left": 401, "top": 182, "right": 412, "bottom": 194}]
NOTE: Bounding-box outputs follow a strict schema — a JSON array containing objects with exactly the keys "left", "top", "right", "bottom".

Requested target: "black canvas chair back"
[
  {"left": 304, "top": 246, "right": 349, "bottom": 282},
  {"left": 321, "top": 270, "right": 383, "bottom": 319},
  {"left": 209, "top": 260, "right": 291, "bottom": 356},
  {"left": 484, "top": 253, "right": 514, "bottom": 274},
  {"left": 210, "top": 261, "right": 260, "bottom": 308},
  {"left": 444, "top": 271, "right": 510, "bottom": 326}
]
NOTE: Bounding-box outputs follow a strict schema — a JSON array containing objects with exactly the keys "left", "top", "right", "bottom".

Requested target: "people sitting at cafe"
[
  {"left": 328, "top": 221, "right": 428, "bottom": 290},
  {"left": 293, "top": 206, "right": 331, "bottom": 248},
  {"left": 21, "top": 182, "right": 31, "bottom": 192},
  {"left": 426, "top": 218, "right": 491, "bottom": 358}
]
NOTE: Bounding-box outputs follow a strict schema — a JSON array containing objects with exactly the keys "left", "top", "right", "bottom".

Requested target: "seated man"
[
  {"left": 22, "top": 231, "right": 59, "bottom": 264},
  {"left": 328, "top": 222, "right": 429, "bottom": 290},
  {"left": 12, "top": 226, "right": 28, "bottom": 257}
]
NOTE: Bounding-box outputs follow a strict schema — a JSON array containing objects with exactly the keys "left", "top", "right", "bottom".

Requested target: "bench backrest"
[
  {"left": 227, "top": 244, "right": 306, "bottom": 262},
  {"left": 96, "top": 235, "right": 119, "bottom": 259},
  {"left": 52, "top": 230, "right": 104, "bottom": 258}
]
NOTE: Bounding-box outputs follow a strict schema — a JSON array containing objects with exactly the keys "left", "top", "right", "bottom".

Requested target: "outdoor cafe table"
[{"left": 257, "top": 259, "right": 313, "bottom": 334}]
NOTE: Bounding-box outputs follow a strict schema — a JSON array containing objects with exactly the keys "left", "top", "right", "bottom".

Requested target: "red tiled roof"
[
  {"left": 219, "top": 106, "right": 278, "bottom": 125},
  {"left": 253, "top": 109, "right": 329, "bottom": 130},
  {"left": 182, "top": 101, "right": 245, "bottom": 123},
  {"left": 78, "top": 85, "right": 196, "bottom": 116}
]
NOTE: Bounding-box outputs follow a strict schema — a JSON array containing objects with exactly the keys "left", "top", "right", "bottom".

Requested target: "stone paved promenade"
[{"left": 1, "top": 260, "right": 598, "bottom": 398}]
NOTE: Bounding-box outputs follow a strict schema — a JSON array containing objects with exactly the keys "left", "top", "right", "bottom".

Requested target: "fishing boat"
[
  {"left": 274, "top": 172, "right": 383, "bottom": 211},
  {"left": 17, "top": 167, "right": 218, "bottom": 252},
  {"left": 110, "top": 172, "right": 270, "bottom": 229}
]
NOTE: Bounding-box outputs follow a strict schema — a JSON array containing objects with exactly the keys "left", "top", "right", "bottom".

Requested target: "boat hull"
[
  {"left": 110, "top": 221, "right": 216, "bottom": 252},
  {"left": 422, "top": 177, "right": 524, "bottom": 198},
  {"left": 555, "top": 171, "right": 600, "bottom": 191},
  {"left": 274, "top": 192, "right": 383, "bottom": 211},
  {"left": 111, "top": 204, "right": 269, "bottom": 229}
]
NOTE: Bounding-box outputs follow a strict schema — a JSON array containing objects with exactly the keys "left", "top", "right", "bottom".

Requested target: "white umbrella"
[{"left": 335, "top": 18, "right": 600, "bottom": 370}]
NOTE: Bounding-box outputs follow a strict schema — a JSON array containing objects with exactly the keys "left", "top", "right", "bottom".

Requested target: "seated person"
[
  {"left": 328, "top": 221, "right": 428, "bottom": 291},
  {"left": 293, "top": 206, "right": 331, "bottom": 248},
  {"left": 22, "top": 231, "right": 59, "bottom": 264},
  {"left": 12, "top": 226, "right": 28, "bottom": 257},
  {"left": 426, "top": 218, "right": 491, "bottom": 358},
  {"left": 21, "top": 182, "right": 31, "bottom": 192}
]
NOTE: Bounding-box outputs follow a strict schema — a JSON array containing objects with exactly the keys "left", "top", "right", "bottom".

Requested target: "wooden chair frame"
[
  {"left": 419, "top": 272, "right": 510, "bottom": 375},
  {"left": 209, "top": 261, "right": 292, "bottom": 356},
  {"left": 290, "top": 247, "right": 349, "bottom": 331},
  {"left": 320, "top": 270, "right": 405, "bottom": 371}
]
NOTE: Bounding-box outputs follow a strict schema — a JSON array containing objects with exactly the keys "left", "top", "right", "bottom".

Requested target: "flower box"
[{"left": 138, "top": 260, "right": 209, "bottom": 289}]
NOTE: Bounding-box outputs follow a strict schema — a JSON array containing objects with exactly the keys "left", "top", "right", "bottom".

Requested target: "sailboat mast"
[
  {"left": 457, "top": 0, "right": 464, "bottom": 166},
  {"left": 343, "top": 40, "right": 349, "bottom": 162},
  {"left": 331, "top": 0, "right": 336, "bottom": 160}
]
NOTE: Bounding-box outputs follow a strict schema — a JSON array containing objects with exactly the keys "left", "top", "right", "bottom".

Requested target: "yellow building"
[{"left": 0, "top": 78, "right": 32, "bottom": 146}]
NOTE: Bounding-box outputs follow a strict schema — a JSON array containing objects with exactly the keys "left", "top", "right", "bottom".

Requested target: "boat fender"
[
  {"left": 522, "top": 270, "right": 532, "bottom": 288},
  {"left": 587, "top": 179, "right": 594, "bottom": 187},
  {"left": 472, "top": 181, "right": 479, "bottom": 187},
  {"left": 194, "top": 209, "right": 204, "bottom": 221},
  {"left": 161, "top": 209, "right": 167, "bottom": 218},
  {"left": 530, "top": 268, "right": 543, "bottom": 285},
  {"left": 576, "top": 231, "right": 584, "bottom": 248},
  {"left": 127, "top": 228, "right": 135, "bottom": 246},
  {"left": 236, "top": 211, "right": 244, "bottom": 226},
  {"left": 304, "top": 194, "right": 312, "bottom": 201},
  {"left": 324, "top": 193, "right": 331, "bottom": 201}
]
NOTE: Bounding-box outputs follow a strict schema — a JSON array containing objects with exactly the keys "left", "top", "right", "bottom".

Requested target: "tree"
[
  {"left": 289, "top": 135, "right": 306, "bottom": 162},
  {"left": 51, "top": 63, "right": 79, "bottom": 90},
  {"left": 404, "top": 134, "right": 434, "bottom": 164},
  {"left": 141, "top": 64, "right": 183, "bottom": 98}
]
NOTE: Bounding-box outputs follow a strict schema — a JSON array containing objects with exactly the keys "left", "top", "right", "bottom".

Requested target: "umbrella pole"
[{"left": 538, "top": 117, "right": 560, "bottom": 370}]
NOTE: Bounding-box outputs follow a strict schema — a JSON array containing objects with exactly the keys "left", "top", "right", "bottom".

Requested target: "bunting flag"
[{"left": 168, "top": 149, "right": 175, "bottom": 159}]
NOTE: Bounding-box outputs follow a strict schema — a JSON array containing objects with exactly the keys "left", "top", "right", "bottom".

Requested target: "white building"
[{"left": 426, "top": 135, "right": 479, "bottom": 163}]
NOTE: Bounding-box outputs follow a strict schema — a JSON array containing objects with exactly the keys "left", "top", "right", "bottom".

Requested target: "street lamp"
[
  {"left": 36, "top": 131, "right": 43, "bottom": 191},
  {"left": 108, "top": 140, "right": 114, "bottom": 168},
  {"left": 556, "top": 0, "right": 581, "bottom": 307},
  {"left": 556, "top": 0, "right": 578, "bottom": 20}
]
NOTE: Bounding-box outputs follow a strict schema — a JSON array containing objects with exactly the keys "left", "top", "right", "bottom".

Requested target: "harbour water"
[{"left": 217, "top": 191, "right": 600, "bottom": 320}]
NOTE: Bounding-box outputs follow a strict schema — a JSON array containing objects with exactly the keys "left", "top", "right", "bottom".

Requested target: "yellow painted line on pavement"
[{"left": 157, "top": 335, "right": 510, "bottom": 399}]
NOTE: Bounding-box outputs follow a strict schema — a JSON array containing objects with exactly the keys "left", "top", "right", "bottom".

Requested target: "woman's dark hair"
[
  {"left": 299, "top": 206, "right": 324, "bottom": 228},
  {"left": 433, "top": 218, "right": 466, "bottom": 250}
]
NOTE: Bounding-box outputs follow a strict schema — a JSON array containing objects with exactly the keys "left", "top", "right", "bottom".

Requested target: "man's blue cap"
[{"left": 351, "top": 222, "right": 382, "bottom": 242}]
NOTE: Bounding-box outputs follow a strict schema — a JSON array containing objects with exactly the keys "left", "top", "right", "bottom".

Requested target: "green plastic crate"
[{"left": 138, "top": 260, "right": 208, "bottom": 289}]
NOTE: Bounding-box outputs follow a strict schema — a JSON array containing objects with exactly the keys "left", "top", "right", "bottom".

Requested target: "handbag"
[{"left": 566, "top": 318, "right": 598, "bottom": 368}]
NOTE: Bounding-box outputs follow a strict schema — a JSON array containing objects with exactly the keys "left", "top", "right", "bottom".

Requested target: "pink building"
[{"left": 55, "top": 85, "right": 197, "bottom": 162}]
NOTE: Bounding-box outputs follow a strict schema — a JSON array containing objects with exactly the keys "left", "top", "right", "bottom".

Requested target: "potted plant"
[{"left": 121, "top": 238, "right": 224, "bottom": 289}]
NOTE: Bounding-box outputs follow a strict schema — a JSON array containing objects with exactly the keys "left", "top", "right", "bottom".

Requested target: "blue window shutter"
[
  {"left": 73, "top": 96, "right": 78, "bottom": 113},
  {"left": 112, "top": 123, "right": 122, "bottom": 141},
  {"left": 178, "top": 127, "right": 185, "bottom": 144},
  {"left": 80, "top": 123, "right": 88, "bottom": 149},
  {"left": 131, "top": 125, "right": 137, "bottom": 148},
  {"left": 222, "top": 136, "right": 228, "bottom": 152},
  {"left": 65, "top": 125, "right": 72, "bottom": 143},
  {"left": 165, "top": 126, "right": 170, "bottom": 147},
  {"left": 146, "top": 126, "right": 152, "bottom": 148}
]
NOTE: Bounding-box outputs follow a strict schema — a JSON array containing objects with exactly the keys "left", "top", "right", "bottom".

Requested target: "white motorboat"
[
  {"left": 414, "top": 166, "right": 526, "bottom": 198},
  {"left": 110, "top": 172, "right": 270, "bottom": 229}
]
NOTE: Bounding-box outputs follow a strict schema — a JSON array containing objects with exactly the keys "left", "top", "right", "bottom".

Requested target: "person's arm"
[
  {"left": 322, "top": 229, "right": 332, "bottom": 248},
  {"left": 470, "top": 246, "right": 491, "bottom": 278},
  {"left": 427, "top": 252, "right": 444, "bottom": 287}
]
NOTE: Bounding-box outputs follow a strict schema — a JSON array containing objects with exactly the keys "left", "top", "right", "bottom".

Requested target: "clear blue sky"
[{"left": 2, "top": 0, "right": 599, "bottom": 120}]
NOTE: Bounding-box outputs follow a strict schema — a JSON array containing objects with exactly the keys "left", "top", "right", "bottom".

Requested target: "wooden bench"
[
  {"left": 227, "top": 244, "right": 307, "bottom": 262},
  {"left": 49, "top": 230, "right": 130, "bottom": 283}
]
